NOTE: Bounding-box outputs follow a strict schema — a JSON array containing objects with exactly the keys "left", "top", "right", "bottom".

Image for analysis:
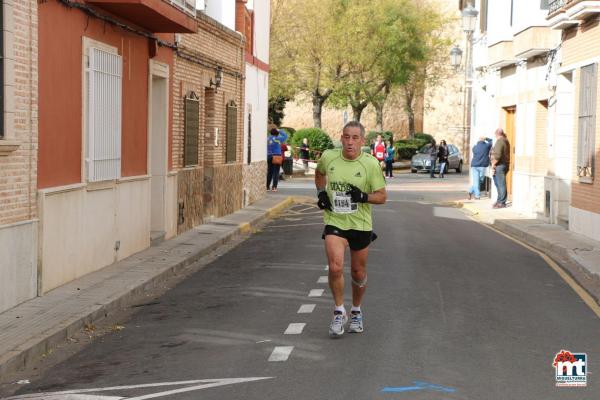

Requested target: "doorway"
[
  {"left": 149, "top": 67, "right": 169, "bottom": 241},
  {"left": 504, "top": 107, "right": 516, "bottom": 196}
]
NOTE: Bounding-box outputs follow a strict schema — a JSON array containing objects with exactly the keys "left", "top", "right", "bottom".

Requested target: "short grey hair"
[{"left": 343, "top": 121, "right": 366, "bottom": 137}]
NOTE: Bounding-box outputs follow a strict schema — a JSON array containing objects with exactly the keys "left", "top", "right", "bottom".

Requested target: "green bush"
[
  {"left": 395, "top": 142, "right": 420, "bottom": 160},
  {"left": 366, "top": 131, "right": 394, "bottom": 145},
  {"left": 415, "top": 132, "right": 434, "bottom": 143},
  {"left": 291, "top": 128, "right": 334, "bottom": 160}
]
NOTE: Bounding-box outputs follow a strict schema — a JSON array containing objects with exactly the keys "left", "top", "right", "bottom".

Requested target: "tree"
[{"left": 270, "top": 0, "right": 348, "bottom": 128}]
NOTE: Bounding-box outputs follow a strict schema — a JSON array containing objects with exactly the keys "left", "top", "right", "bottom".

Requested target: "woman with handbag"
[{"left": 266, "top": 127, "right": 288, "bottom": 191}]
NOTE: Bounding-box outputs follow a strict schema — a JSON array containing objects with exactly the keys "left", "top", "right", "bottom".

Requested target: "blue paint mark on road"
[{"left": 382, "top": 381, "right": 456, "bottom": 393}]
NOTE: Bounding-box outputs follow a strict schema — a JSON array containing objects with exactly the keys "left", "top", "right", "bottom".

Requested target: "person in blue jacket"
[
  {"left": 468, "top": 136, "right": 493, "bottom": 199},
  {"left": 266, "top": 127, "right": 288, "bottom": 191},
  {"left": 384, "top": 140, "right": 395, "bottom": 178}
]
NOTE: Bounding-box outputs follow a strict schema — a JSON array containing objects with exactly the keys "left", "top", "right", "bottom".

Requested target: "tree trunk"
[
  {"left": 351, "top": 104, "right": 368, "bottom": 122},
  {"left": 375, "top": 102, "right": 384, "bottom": 132},
  {"left": 312, "top": 88, "right": 333, "bottom": 129},
  {"left": 312, "top": 96, "right": 323, "bottom": 128},
  {"left": 405, "top": 88, "right": 415, "bottom": 139}
]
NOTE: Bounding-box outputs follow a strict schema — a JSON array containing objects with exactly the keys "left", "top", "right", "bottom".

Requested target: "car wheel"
[
  {"left": 456, "top": 161, "right": 462, "bottom": 173},
  {"left": 411, "top": 169, "right": 417, "bottom": 173}
]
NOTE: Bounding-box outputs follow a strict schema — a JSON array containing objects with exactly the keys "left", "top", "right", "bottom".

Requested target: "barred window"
[
  {"left": 226, "top": 100, "right": 237, "bottom": 163},
  {"left": 86, "top": 47, "right": 122, "bottom": 182},
  {"left": 577, "top": 64, "right": 597, "bottom": 182},
  {"left": 184, "top": 91, "right": 200, "bottom": 166}
]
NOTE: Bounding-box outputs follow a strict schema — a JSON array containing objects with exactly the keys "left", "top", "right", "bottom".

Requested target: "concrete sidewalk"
[
  {"left": 458, "top": 199, "right": 600, "bottom": 305},
  {"left": 0, "top": 195, "right": 295, "bottom": 378}
]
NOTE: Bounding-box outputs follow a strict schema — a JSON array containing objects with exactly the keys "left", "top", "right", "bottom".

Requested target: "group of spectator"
[
  {"left": 468, "top": 128, "right": 511, "bottom": 209},
  {"left": 266, "top": 128, "right": 312, "bottom": 191}
]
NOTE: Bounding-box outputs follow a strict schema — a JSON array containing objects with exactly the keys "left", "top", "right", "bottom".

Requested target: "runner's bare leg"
[
  {"left": 350, "top": 247, "right": 369, "bottom": 307},
  {"left": 325, "top": 235, "right": 348, "bottom": 307}
]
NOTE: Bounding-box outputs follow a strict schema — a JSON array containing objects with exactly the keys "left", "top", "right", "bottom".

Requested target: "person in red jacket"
[{"left": 372, "top": 134, "right": 386, "bottom": 168}]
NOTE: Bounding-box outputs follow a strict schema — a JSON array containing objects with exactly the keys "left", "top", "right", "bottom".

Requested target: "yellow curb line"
[{"left": 461, "top": 208, "right": 600, "bottom": 319}]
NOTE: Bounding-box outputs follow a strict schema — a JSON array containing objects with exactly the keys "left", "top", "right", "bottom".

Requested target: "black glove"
[
  {"left": 317, "top": 190, "right": 332, "bottom": 210},
  {"left": 346, "top": 184, "right": 369, "bottom": 203}
]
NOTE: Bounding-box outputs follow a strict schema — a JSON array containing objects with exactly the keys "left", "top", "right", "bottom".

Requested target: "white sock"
[
  {"left": 351, "top": 306, "right": 361, "bottom": 314},
  {"left": 334, "top": 305, "right": 346, "bottom": 314}
]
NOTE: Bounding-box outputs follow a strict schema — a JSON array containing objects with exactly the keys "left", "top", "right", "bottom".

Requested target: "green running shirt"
[{"left": 316, "top": 149, "right": 385, "bottom": 231}]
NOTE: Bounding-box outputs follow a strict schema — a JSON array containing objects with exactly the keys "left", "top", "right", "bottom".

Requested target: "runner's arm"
[
  {"left": 367, "top": 187, "right": 386, "bottom": 204},
  {"left": 315, "top": 169, "right": 327, "bottom": 191}
]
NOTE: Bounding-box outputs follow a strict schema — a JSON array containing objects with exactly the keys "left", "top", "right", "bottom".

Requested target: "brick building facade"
[
  {"left": 0, "top": 0, "right": 38, "bottom": 313},
  {"left": 173, "top": 13, "right": 246, "bottom": 233}
]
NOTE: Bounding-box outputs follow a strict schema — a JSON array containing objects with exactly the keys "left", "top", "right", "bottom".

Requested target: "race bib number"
[
  {"left": 376, "top": 152, "right": 384, "bottom": 159},
  {"left": 333, "top": 191, "right": 358, "bottom": 214}
]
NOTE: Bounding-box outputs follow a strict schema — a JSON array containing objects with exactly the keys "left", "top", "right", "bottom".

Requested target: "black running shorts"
[{"left": 322, "top": 225, "right": 377, "bottom": 251}]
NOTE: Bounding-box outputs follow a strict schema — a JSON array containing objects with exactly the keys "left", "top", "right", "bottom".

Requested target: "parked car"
[{"left": 410, "top": 143, "right": 463, "bottom": 174}]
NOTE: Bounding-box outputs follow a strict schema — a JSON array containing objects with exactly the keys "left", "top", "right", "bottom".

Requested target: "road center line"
[
  {"left": 308, "top": 289, "right": 324, "bottom": 297},
  {"left": 317, "top": 276, "right": 328, "bottom": 284},
  {"left": 268, "top": 346, "right": 294, "bottom": 362},
  {"left": 284, "top": 323, "right": 306, "bottom": 335},
  {"left": 297, "top": 304, "right": 316, "bottom": 313}
]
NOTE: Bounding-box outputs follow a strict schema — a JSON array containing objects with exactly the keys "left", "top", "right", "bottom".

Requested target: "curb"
[
  {"left": 455, "top": 200, "right": 600, "bottom": 305},
  {"left": 492, "top": 219, "right": 600, "bottom": 304},
  {"left": 0, "top": 196, "right": 296, "bottom": 379}
]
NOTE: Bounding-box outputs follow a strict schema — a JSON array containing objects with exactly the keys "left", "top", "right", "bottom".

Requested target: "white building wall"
[
  {"left": 250, "top": 0, "right": 270, "bottom": 63},
  {"left": 487, "top": 0, "right": 512, "bottom": 45},
  {"left": 38, "top": 180, "right": 151, "bottom": 293},
  {"left": 204, "top": 0, "right": 236, "bottom": 30},
  {"left": 244, "top": 66, "right": 269, "bottom": 163},
  {"left": 511, "top": 1, "right": 550, "bottom": 34}
]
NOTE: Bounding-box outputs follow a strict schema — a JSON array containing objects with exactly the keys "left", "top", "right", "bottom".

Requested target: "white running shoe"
[
  {"left": 329, "top": 310, "right": 347, "bottom": 338},
  {"left": 347, "top": 311, "right": 364, "bottom": 333}
]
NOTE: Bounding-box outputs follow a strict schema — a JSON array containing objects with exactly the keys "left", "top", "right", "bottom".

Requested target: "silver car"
[{"left": 410, "top": 144, "right": 463, "bottom": 174}]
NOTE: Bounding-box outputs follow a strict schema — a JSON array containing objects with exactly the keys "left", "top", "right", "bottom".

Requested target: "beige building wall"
[
  {"left": 0, "top": 0, "right": 39, "bottom": 312},
  {"left": 423, "top": 0, "right": 465, "bottom": 150},
  {"left": 561, "top": 21, "right": 600, "bottom": 241}
]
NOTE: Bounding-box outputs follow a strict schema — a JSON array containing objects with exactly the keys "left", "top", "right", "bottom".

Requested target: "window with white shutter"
[
  {"left": 86, "top": 47, "right": 122, "bottom": 182},
  {"left": 577, "top": 64, "right": 597, "bottom": 182}
]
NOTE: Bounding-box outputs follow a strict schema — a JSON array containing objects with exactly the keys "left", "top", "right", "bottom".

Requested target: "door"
[
  {"left": 504, "top": 107, "right": 516, "bottom": 196},
  {"left": 150, "top": 73, "right": 168, "bottom": 237}
]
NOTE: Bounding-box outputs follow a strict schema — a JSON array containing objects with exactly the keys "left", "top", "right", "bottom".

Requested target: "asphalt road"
[{"left": 4, "top": 172, "right": 599, "bottom": 400}]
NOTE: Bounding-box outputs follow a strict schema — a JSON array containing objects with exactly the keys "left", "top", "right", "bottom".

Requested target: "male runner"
[{"left": 315, "top": 121, "right": 387, "bottom": 338}]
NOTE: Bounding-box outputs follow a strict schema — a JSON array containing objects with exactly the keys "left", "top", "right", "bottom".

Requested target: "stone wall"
[
  {"left": 177, "top": 168, "right": 204, "bottom": 234},
  {"left": 204, "top": 164, "right": 244, "bottom": 218},
  {"left": 243, "top": 160, "right": 267, "bottom": 206}
]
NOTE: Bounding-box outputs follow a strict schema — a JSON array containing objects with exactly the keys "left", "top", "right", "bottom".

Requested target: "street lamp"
[
  {"left": 450, "top": 46, "right": 463, "bottom": 70},
  {"left": 460, "top": 4, "right": 478, "bottom": 164},
  {"left": 462, "top": 5, "right": 478, "bottom": 33}
]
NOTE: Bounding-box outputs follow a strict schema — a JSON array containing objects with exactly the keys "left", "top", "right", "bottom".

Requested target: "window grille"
[
  {"left": 184, "top": 91, "right": 200, "bottom": 166},
  {"left": 87, "top": 47, "right": 122, "bottom": 182},
  {"left": 577, "top": 64, "right": 597, "bottom": 181},
  {"left": 226, "top": 101, "right": 237, "bottom": 163}
]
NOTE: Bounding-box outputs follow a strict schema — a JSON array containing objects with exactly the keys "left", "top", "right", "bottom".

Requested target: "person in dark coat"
[{"left": 437, "top": 140, "right": 448, "bottom": 178}]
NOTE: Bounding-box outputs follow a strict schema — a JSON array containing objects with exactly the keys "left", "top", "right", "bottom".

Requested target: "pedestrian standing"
[
  {"left": 429, "top": 139, "right": 438, "bottom": 178},
  {"left": 491, "top": 128, "right": 511, "bottom": 208},
  {"left": 437, "top": 140, "right": 448, "bottom": 178},
  {"left": 372, "top": 135, "right": 386, "bottom": 167},
  {"left": 384, "top": 140, "right": 395, "bottom": 178},
  {"left": 266, "top": 127, "right": 288, "bottom": 192},
  {"left": 468, "top": 136, "right": 493, "bottom": 200},
  {"left": 300, "top": 138, "right": 310, "bottom": 173},
  {"left": 315, "top": 121, "right": 387, "bottom": 338}
]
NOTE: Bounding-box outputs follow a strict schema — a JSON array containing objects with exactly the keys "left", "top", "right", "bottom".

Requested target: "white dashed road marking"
[
  {"left": 317, "top": 276, "right": 328, "bottom": 284},
  {"left": 308, "top": 289, "right": 324, "bottom": 297},
  {"left": 297, "top": 304, "right": 316, "bottom": 313},
  {"left": 284, "top": 323, "right": 306, "bottom": 335},
  {"left": 268, "top": 346, "right": 294, "bottom": 362}
]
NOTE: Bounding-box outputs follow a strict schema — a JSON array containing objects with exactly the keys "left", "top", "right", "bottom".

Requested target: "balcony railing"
[
  {"left": 170, "top": 0, "right": 196, "bottom": 17},
  {"left": 549, "top": 0, "right": 565, "bottom": 14}
]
